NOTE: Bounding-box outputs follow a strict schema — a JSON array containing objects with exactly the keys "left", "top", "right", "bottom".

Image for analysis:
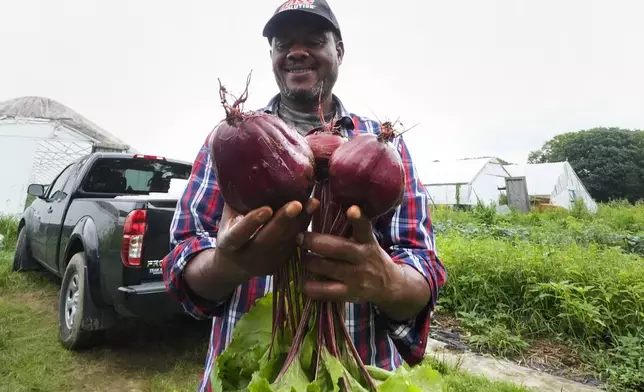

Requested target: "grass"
[
  {"left": 0, "top": 215, "right": 210, "bottom": 392},
  {"left": 0, "top": 215, "right": 537, "bottom": 392},
  {"left": 431, "top": 200, "right": 644, "bottom": 392},
  {"left": 421, "top": 356, "right": 533, "bottom": 392},
  {"left": 0, "top": 215, "right": 18, "bottom": 251},
  {"left": 0, "top": 247, "right": 211, "bottom": 392}
]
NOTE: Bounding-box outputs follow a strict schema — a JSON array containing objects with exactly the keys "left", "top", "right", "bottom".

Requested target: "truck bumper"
[{"left": 115, "top": 281, "right": 187, "bottom": 319}]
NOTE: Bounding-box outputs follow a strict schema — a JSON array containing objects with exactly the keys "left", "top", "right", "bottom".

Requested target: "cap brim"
[{"left": 262, "top": 9, "right": 337, "bottom": 39}]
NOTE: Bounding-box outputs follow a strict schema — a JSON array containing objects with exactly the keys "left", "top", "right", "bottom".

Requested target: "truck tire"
[
  {"left": 58, "top": 252, "right": 104, "bottom": 350},
  {"left": 12, "top": 227, "right": 41, "bottom": 272}
]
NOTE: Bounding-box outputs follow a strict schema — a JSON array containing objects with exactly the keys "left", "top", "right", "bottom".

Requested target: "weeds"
[{"left": 0, "top": 216, "right": 18, "bottom": 251}]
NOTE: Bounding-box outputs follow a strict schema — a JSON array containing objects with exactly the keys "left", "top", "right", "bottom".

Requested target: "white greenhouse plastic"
[
  {"left": 504, "top": 162, "right": 598, "bottom": 213},
  {"left": 0, "top": 96, "right": 134, "bottom": 216}
]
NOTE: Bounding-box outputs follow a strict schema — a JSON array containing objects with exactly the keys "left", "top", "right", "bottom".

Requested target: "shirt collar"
[{"left": 260, "top": 93, "right": 355, "bottom": 132}]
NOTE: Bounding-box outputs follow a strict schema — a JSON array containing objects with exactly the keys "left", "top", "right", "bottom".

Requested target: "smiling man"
[{"left": 162, "top": 1, "right": 447, "bottom": 391}]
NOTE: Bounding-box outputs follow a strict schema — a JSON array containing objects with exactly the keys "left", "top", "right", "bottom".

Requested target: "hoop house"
[{"left": 0, "top": 96, "right": 135, "bottom": 216}]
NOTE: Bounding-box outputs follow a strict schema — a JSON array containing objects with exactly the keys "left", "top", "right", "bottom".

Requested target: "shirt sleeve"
[
  {"left": 373, "top": 134, "right": 448, "bottom": 366},
  {"left": 161, "top": 131, "right": 230, "bottom": 320}
]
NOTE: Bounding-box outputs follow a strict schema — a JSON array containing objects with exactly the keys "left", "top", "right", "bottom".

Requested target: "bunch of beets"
[{"left": 210, "top": 73, "right": 410, "bottom": 392}]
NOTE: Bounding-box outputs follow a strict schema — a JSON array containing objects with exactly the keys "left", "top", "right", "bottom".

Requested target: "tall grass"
[
  {"left": 431, "top": 201, "right": 644, "bottom": 392},
  {"left": 0, "top": 216, "right": 18, "bottom": 251}
]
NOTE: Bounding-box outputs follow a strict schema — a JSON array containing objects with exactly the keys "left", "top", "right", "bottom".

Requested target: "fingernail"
[
  {"left": 306, "top": 199, "right": 318, "bottom": 214},
  {"left": 257, "top": 209, "right": 271, "bottom": 221},
  {"left": 286, "top": 202, "right": 301, "bottom": 218}
]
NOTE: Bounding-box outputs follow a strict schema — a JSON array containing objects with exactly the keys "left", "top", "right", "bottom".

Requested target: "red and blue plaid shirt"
[{"left": 162, "top": 94, "right": 447, "bottom": 392}]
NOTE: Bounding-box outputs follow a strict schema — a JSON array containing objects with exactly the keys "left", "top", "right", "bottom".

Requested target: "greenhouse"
[{"left": 0, "top": 96, "right": 135, "bottom": 216}]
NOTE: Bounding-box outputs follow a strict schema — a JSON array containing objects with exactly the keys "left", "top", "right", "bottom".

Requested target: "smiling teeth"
[{"left": 287, "top": 68, "right": 313, "bottom": 73}]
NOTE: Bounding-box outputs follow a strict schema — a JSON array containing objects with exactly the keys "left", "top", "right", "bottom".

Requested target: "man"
[{"left": 162, "top": 1, "right": 447, "bottom": 390}]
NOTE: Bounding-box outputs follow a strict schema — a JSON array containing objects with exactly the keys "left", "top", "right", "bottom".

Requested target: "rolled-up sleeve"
[
  {"left": 374, "top": 134, "right": 447, "bottom": 366},
  {"left": 162, "top": 131, "right": 230, "bottom": 320}
]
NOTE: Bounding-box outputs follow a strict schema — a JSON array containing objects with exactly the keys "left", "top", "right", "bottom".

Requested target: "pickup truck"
[{"left": 12, "top": 152, "right": 193, "bottom": 350}]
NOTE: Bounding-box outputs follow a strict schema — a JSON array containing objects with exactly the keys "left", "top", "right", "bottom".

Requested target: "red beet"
[
  {"left": 328, "top": 123, "right": 406, "bottom": 219},
  {"left": 210, "top": 74, "right": 316, "bottom": 214},
  {"left": 305, "top": 128, "right": 347, "bottom": 181}
]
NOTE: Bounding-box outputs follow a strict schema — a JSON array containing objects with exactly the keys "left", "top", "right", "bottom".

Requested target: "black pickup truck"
[{"left": 12, "top": 152, "right": 193, "bottom": 350}]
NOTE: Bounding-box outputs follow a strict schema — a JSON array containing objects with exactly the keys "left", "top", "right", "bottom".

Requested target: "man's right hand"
[
  {"left": 183, "top": 198, "right": 319, "bottom": 304},
  {"left": 215, "top": 198, "right": 319, "bottom": 279}
]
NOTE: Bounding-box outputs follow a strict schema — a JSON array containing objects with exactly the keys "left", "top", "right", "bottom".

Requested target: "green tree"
[{"left": 528, "top": 127, "right": 644, "bottom": 203}]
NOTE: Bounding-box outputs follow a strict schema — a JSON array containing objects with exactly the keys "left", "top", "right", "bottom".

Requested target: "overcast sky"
[{"left": 2, "top": 0, "right": 643, "bottom": 172}]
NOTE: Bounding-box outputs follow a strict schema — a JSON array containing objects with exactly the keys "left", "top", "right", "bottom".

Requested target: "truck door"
[
  {"left": 38, "top": 163, "right": 76, "bottom": 271},
  {"left": 28, "top": 193, "right": 49, "bottom": 264},
  {"left": 44, "top": 161, "right": 83, "bottom": 269}
]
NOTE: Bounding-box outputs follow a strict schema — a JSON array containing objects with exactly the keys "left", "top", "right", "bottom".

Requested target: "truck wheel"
[
  {"left": 12, "top": 227, "right": 41, "bottom": 272},
  {"left": 58, "top": 252, "right": 104, "bottom": 350}
]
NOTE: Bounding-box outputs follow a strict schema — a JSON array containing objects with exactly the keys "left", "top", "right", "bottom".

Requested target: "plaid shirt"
[{"left": 162, "top": 94, "right": 447, "bottom": 392}]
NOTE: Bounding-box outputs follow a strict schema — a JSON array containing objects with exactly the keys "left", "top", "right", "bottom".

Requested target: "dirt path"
[{"left": 425, "top": 338, "right": 603, "bottom": 392}]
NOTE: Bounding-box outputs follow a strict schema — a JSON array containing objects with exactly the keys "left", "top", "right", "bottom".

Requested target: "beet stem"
[
  {"left": 275, "top": 299, "right": 314, "bottom": 381},
  {"left": 315, "top": 302, "right": 324, "bottom": 380},
  {"left": 268, "top": 274, "right": 279, "bottom": 359},
  {"left": 333, "top": 303, "right": 378, "bottom": 391},
  {"left": 284, "top": 263, "right": 297, "bottom": 335}
]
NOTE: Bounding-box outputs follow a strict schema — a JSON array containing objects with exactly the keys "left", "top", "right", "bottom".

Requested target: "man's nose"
[{"left": 286, "top": 43, "right": 309, "bottom": 61}]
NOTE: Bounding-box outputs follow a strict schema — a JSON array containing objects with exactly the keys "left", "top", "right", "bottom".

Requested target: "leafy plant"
[{"left": 430, "top": 202, "right": 644, "bottom": 391}]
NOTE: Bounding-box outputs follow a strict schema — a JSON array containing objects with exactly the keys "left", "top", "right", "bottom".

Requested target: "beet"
[
  {"left": 305, "top": 128, "right": 348, "bottom": 182},
  {"left": 328, "top": 123, "right": 406, "bottom": 219},
  {"left": 210, "top": 73, "right": 316, "bottom": 215}
]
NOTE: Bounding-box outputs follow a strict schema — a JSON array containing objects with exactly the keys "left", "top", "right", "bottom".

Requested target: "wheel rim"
[{"left": 64, "top": 274, "right": 80, "bottom": 330}]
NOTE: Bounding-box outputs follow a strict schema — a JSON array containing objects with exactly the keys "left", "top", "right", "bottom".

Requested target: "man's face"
[{"left": 270, "top": 20, "right": 344, "bottom": 104}]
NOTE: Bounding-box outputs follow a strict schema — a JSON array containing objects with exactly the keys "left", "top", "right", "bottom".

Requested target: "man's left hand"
[{"left": 296, "top": 205, "right": 404, "bottom": 308}]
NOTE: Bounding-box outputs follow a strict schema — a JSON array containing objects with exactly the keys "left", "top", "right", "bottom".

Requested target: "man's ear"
[{"left": 336, "top": 40, "right": 345, "bottom": 65}]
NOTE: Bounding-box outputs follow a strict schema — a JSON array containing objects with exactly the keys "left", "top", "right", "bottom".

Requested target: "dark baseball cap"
[{"left": 262, "top": 0, "right": 342, "bottom": 41}]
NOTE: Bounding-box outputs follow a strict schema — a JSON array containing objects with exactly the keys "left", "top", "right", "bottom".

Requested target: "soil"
[{"left": 429, "top": 312, "right": 602, "bottom": 388}]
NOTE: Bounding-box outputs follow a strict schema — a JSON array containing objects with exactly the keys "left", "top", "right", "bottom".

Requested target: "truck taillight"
[{"left": 122, "top": 209, "right": 147, "bottom": 267}]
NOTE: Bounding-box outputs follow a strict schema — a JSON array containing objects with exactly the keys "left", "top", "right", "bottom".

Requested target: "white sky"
[{"left": 2, "top": 0, "right": 643, "bottom": 172}]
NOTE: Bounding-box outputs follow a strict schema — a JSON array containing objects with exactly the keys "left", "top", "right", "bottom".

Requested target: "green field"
[
  {"left": 432, "top": 200, "right": 643, "bottom": 392},
  {"left": 0, "top": 214, "right": 535, "bottom": 392},
  {"left": 1, "top": 201, "right": 641, "bottom": 391}
]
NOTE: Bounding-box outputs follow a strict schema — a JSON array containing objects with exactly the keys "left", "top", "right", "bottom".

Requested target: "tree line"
[{"left": 528, "top": 127, "right": 644, "bottom": 203}]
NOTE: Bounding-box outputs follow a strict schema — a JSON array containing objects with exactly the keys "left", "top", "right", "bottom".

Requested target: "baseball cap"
[{"left": 262, "top": 0, "right": 342, "bottom": 41}]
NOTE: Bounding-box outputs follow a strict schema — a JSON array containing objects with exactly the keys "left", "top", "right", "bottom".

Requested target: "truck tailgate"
[
  {"left": 122, "top": 199, "right": 178, "bottom": 286},
  {"left": 142, "top": 200, "right": 178, "bottom": 280}
]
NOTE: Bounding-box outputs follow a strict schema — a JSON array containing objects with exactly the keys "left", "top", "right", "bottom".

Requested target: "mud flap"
[{"left": 80, "top": 265, "right": 117, "bottom": 331}]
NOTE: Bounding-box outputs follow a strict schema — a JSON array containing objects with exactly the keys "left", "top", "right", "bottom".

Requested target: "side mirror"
[{"left": 27, "top": 184, "right": 45, "bottom": 198}]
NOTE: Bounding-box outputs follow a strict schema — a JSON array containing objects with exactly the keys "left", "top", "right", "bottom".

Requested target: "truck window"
[
  {"left": 81, "top": 157, "right": 192, "bottom": 195},
  {"left": 46, "top": 163, "right": 76, "bottom": 201}
]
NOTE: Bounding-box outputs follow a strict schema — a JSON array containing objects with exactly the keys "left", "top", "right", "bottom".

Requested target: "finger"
[
  {"left": 303, "top": 254, "right": 354, "bottom": 282},
  {"left": 252, "top": 200, "right": 304, "bottom": 245},
  {"left": 296, "top": 232, "right": 361, "bottom": 264},
  {"left": 347, "top": 205, "right": 376, "bottom": 244},
  {"left": 297, "top": 198, "right": 320, "bottom": 232},
  {"left": 303, "top": 280, "right": 351, "bottom": 302},
  {"left": 217, "top": 205, "right": 273, "bottom": 250}
]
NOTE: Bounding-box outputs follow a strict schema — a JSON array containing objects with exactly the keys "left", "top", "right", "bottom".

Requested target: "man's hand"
[
  {"left": 216, "top": 198, "right": 319, "bottom": 279},
  {"left": 184, "top": 198, "right": 319, "bottom": 304},
  {"left": 296, "top": 205, "right": 431, "bottom": 321}
]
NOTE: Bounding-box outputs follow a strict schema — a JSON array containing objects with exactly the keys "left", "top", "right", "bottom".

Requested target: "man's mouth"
[{"left": 285, "top": 67, "right": 316, "bottom": 74}]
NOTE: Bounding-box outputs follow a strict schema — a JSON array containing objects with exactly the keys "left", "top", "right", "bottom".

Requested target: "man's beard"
[
  {"left": 281, "top": 80, "right": 324, "bottom": 103},
  {"left": 276, "top": 73, "right": 337, "bottom": 105}
]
